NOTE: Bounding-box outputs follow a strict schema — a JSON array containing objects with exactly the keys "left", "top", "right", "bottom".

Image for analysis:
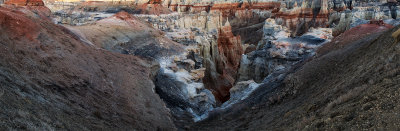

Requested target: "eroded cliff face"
[
  {"left": 47, "top": 0, "right": 398, "bottom": 39},
  {"left": 169, "top": 0, "right": 280, "bottom": 44},
  {"left": 237, "top": 18, "right": 333, "bottom": 83},
  {"left": 124, "top": 0, "right": 400, "bottom": 105},
  {"left": 163, "top": 0, "right": 280, "bottom": 13},
  {"left": 276, "top": 0, "right": 330, "bottom": 36},
  {"left": 202, "top": 20, "right": 244, "bottom": 102},
  {"left": 135, "top": 13, "right": 246, "bottom": 103}
]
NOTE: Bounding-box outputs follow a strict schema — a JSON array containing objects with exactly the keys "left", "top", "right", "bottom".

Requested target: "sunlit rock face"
[
  {"left": 275, "top": 0, "right": 331, "bottom": 37},
  {"left": 163, "top": 0, "right": 280, "bottom": 13},
  {"left": 331, "top": 9, "right": 352, "bottom": 36},
  {"left": 46, "top": 0, "right": 399, "bottom": 37},
  {"left": 165, "top": 0, "right": 281, "bottom": 44},
  {"left": 42, "top": 0, "right": 172, "bottom": 17}
]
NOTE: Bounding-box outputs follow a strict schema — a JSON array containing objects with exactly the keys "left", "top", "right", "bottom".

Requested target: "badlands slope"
[
  {"left": 0, "top": 4, "right": 174, "bottom": 130},
  {"left": 1, "top": 0, "right": 400, "bottom": 130}
]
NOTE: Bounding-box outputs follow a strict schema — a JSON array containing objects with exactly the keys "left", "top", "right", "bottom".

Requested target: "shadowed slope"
[{"left": 0, "top": 6, "right": 175, "bottom": 130}]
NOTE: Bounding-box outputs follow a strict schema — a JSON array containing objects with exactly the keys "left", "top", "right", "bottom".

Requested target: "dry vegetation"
[{"left": 324, "top": 85, "right": 367, "bottom": 114}]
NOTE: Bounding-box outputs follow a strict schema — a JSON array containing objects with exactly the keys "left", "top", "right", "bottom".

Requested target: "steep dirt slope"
[
  {"left": 69, "top": 11, "right": 183, "bottom": 59},
  {"left": 0, "top": 6, "right": 175, "bottom": 130},
  {"left": 190, "top": 25, "right": 400, "bottom": 130},
  {"left": 317, "top": 22, "right": 394, "bottom": 56}
]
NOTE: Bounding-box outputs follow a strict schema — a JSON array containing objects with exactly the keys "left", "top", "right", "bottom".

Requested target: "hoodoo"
[{"left": 203, "top": 19, "right": 244, "bottom": 102}]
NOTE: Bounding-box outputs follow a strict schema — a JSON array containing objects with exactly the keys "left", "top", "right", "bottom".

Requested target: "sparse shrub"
[
  {"left": 295, "top": 115, "right": 316, "bottom": 129},
  {"left": 324, "top": 85, "right": 367, "bottom": 114}
]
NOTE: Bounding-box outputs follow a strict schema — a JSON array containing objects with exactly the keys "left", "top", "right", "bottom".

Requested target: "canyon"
[{"left": 1, "top": 0, "right": 400, "bottom": 130}]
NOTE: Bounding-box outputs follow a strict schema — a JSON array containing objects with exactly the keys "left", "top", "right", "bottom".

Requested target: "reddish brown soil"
[
  {"left": 318, "top": 23, "right": 393, "bottom": 56},
  {"left": 0, "top": 6, "right": 175, "bottom": 130},
  {"left": 136, "top": 3, "right": 172, "bottom": 15},
  {"left": 5, "top": 0, "right": 44, "bottom": 6},
  {"left": 148, "top": 0, "right": 162, "bottom": 4}
]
